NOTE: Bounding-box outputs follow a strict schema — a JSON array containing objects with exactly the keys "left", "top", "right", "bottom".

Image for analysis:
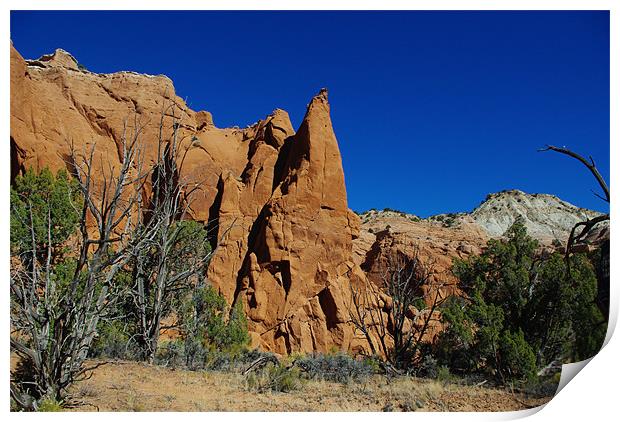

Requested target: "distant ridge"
[{"left": 359, "top": 189, "right": 606, "bottom": 245}]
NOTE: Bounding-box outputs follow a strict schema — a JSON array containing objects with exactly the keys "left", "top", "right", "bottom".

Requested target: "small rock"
[{"left": 382, "top": 403, "right": 394, "bottom": 412}]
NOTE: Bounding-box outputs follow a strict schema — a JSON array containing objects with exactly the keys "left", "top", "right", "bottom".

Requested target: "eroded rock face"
[
  {"left": 10, "top": 43, "right": 253, "bottom": 223},
  {"left": 229, "top": 89, "right": 365, "bottom": 354},
  {"left": 10, "top": 45, "right": 370, "bottom": 355},
  {"left": 354, "top": 211, "right": 489, "bottom": 305},
  {"left": 206, "top": 109, "right": 295, "bottom": 304},
  {"left": 468, "top": 190, "right": 606, "bottom": 243}
]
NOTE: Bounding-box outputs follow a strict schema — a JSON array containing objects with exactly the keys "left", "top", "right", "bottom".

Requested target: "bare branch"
[
  {"left": 538, "top": 145, "right": 609, "bottom": 203},
  {"left": 347, "top": 245, "right": 441, "bottom": 371}
]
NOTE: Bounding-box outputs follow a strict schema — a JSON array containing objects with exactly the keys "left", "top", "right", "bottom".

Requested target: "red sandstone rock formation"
[
  {"left": 227, "top": 89, "right": 367, "bottom": 353},
  {"left": 10, "top": 44, "right": 369, "bottom": 354},
  {"left": 11, "top": 44, "right": 250, "bottom": 223}
]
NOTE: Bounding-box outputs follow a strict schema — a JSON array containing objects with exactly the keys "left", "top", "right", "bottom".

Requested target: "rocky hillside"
[
  {"left": 359, "top": 189, "right": 607, "bottom": 245},
  {"left": 353, "top": 209, "right": 488, "bottom": 294},
  {"left": 353, "top": 190, "right": 608, "bottom": 292},
  {"left": 464, "top": 189, "right": 604, "bottom": 242}
]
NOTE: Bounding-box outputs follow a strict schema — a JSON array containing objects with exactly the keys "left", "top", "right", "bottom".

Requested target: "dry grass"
[{"left": 57, "top": 360, "right": 553, "bottom": 412}]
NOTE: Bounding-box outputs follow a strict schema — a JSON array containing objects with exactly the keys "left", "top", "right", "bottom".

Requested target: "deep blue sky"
[{"left": 10, "top": 11, "right": 610, "bottom": 217}]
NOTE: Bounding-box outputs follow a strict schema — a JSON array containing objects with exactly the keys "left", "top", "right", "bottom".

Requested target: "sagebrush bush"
[
  {"left": 156, "top": 343, "right": 274, "bottom": 372},
  {"left": 418, "top": 355, "right": 439, "bottom": 379},
  {"left": 436, "top": 365, "right": 452, "bottom": 384},
  {"left": 90, "top": 321, "right": 138, "bottom": 360},
  {"left": 201, "top": 348, "right": 272, "bottom": 371},
  {"left": 245, "top": 362, "right": 303, "bottom": 393},
  {"left": 295, "top": 352, "right": 375, "bottom": 384},
  {"left": 37, "top": 397, "right": 64, "bottom": 412},
  {"left": 155, "top": 340, "right": 186, "bottom": 368},
  {"left": 176, "top": 284, "right": 250, "bottom": 370}
]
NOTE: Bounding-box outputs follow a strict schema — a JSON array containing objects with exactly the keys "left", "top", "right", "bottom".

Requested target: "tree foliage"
[
  {"left": 130, "top": 219, "right": 213, "bottom": 361},
  {"left": 9, "top": 109, "right": 237, "bottom": 410},
  {"left": 178, "top": 284, "right": 250, "bottom": 370},
  {"left": 10, "top": 138, "right": 145, "bottom": 408},
  {"left": 10, "top": 160, "right": 237, "bottom": 409},
  {"left": 10, "top": 167, "right": 81, "bottom": 259},
  {"left": 436, "top": 221, "right": 605, "bottom": 383},
  {"left": 126, "top": 105, "right": 220, "bottom": 363}
]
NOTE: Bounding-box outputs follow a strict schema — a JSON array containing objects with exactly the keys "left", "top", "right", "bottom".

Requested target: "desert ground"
[{"left": 61, "top": 360, "right": 553, "bottom": 412}]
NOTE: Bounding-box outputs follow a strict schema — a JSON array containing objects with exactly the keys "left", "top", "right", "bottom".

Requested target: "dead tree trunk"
[
  {"left": 348, "top": 247, "right": 446, "bottom": 371},
  {"left": 128, "top": 103, "right": 218, "bottom": 363},
  {"left": 10, "top": 118, "right": 149, "bottom": 405},
  {"left": 539, "top": 145, "right": 610, "bottom": 321}
]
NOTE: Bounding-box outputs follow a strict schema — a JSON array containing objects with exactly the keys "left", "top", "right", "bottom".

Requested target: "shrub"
[
  {"left": 348, "top": 249, "right": 440, "bottom": 372},
  {"left": 155, "top": 340, "right": 186, "bottom": 368},
  {"left": 363, "top": 355, "right": 382, "bottom": 374},
  {"left": 37, "top": 397, "right": 64, "bottom": 412},
  {"left": 269, "top": 364, "right": 303, "bottom": 392},
  {"left": 141, "top": 285, "right": 254, "bottom": 371},
  {"left": 245, "top": 362, "right": 303, "bottom": 393},
  {"left": 183, "top": 336, "right": 208, "bottom": 370},
  {"left": 177, "top": 284, "right": 250, "bottom": 370},
  {"left": 155, "top": 343, "right": 269, "bottom": 372},
  {"left": 205, "top": 348, "right": 277, "bottom": 372},
  {"left": 89, "top": 270, "right": 140, "bottom": 360},
  {"left": 436, "top": 365, "right": 452, "bottom": 384},
  {"left": 499, "top": 329, "right": 537, "bottom": 383},
  {"left": 417, "top": 355, "right": 439, "bottom": 379},
  {"left": 129, "top": 219, "right": 214, "bottom": 363},
  {"left": 241, "top": 349, "right": 278, "bottom": 363},
  {"left": 90, "top": 321, "right": 133, "bottom": 360},
  {"left": 295, "top": 352, "right": 375, "bottom": 384},
  {"left": 10, "top": 167, "right": 81, "bottom": 258}
]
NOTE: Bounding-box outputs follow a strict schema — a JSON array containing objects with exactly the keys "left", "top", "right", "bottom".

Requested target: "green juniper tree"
[
  {"left": 126, "top": 105, "right": 223, "bottom": 363},
  {"left": 10, "top": 167, "right": 81, "bottom": 262},
  {"left": 435, "top": 221, "right": 605, "bottom": 383},
  {"left": 177, "top": 284, "right": 249, "bottom": 370}
]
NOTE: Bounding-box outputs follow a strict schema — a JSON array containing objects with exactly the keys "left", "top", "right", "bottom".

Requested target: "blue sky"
[{"left": 10, "top": 11, "right": 610, "bottom": 216}]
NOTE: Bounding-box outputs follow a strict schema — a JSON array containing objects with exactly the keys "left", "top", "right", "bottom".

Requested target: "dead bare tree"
[
  {"left": 127, "top": 103, "right": 222, "bottom": 363},
  {"left": 539, "top": 145, "right": 610, "bottom": 321},
  {"left": 348, "top": 279, "right": 383, "bottom": 358},
  {"left": 348, "top": 247, "right": 446, "bottom": 371},
  {"left": 10, "top": 119, "right": 149, "bottom": 408}
]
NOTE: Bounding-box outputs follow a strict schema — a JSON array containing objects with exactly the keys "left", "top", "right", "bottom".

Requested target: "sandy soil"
[{"left": 59, "top": 360, "right": 553, "bottom": 412}]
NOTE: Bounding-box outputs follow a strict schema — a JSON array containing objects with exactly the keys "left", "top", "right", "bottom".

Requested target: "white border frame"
[{"left": 2, "top": 2, "right": 617, "bottom": 421}]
